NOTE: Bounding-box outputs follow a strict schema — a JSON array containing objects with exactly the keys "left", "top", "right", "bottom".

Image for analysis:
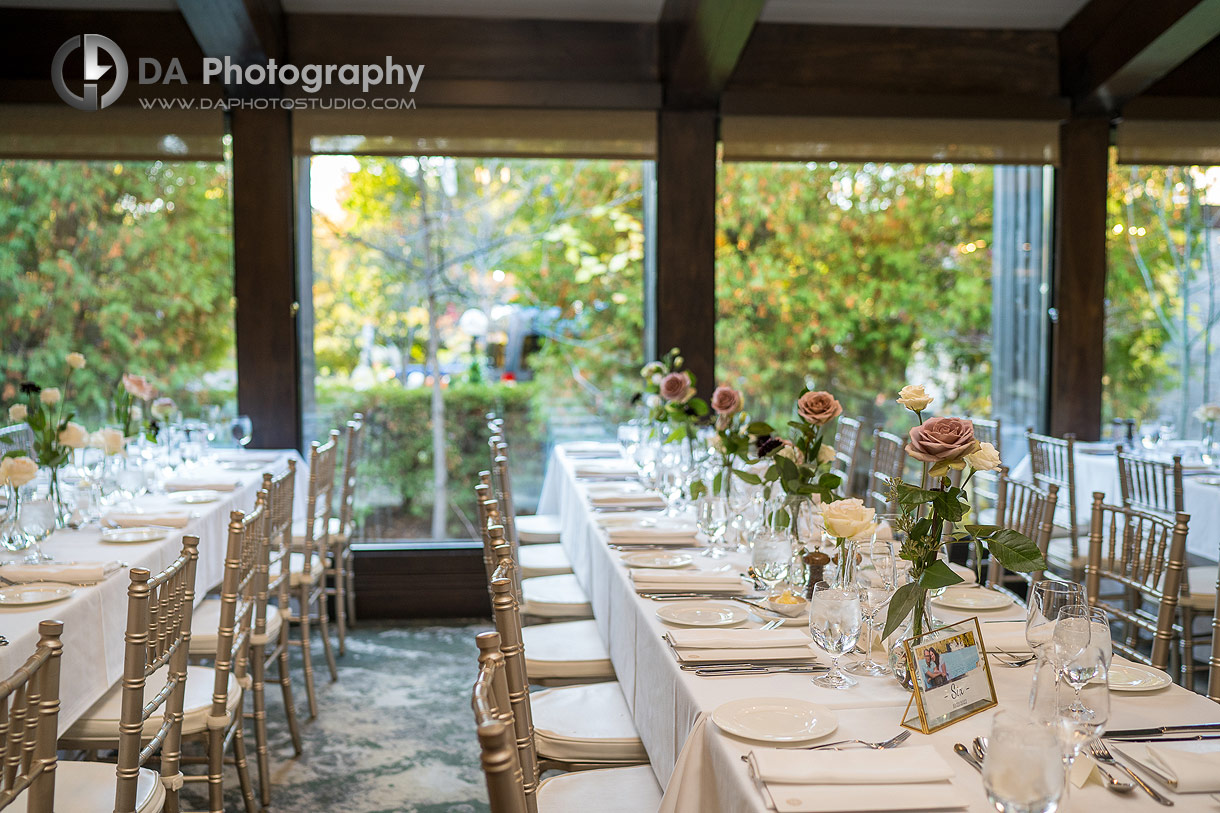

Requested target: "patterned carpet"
[{"left": 178, "top": 620, "right": 494, "bottom": 813}]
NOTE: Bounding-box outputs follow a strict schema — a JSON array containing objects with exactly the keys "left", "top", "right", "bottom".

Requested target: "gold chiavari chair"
[
  {"left": 1026, "top": 429, "right": 1084, "bottom": 580},
  {"left": 289, "top": 433, "right": 341, "bottom": 717},
  {"left": 0, "top": 621, "right": 62, "bottom": 813},
  {"left": 1117, "top": 446, "right": 1184, "bottom": 517},
  {"left": 0, "top": 424, "right": 34, "bottom": 457},
  {"left": 486, "top": 441, "right": 571, "bottom": 579},
  {"left": 471, "top": 629, "right": 661, "bottom": 813},
  {"left": 967, "top": 417, "right": 1002, "bottom": 520},
  {"left": 335, "top": 413, "right": 363, "bottom": 638},
  {"left": 830, "top": 416, "right": 863, "bottom": 497},
  {"left": 1084, "top": 493, "right": 1190, "bottom": 679},
  {"left": 488, "top": 561, "right": 648, "bottom": 772},
  {"left": 985, "top": 468, "right": 1057, "bottom": 595},
  {"left": 488, "top": 424, "right": 562, "bottom": 547},
  {"left": 60, "top": 537, "right": 199, "bottom": 813},
  {"left": 1208, "top": 572, "right": 1220, "bottom": 702},
  {"left": 479, "top": 493, "right": 612, "bottom": 684},
  {"left": 866, "top": 429, "right": 906, "bottom": 514}
]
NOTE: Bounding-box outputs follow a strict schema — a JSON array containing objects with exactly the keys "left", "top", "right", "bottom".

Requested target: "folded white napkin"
[
  {"left": 573, "top": 459, "right": 636, "bottom": 476},
  {"left": 753, "top": 746, "right": 954, "bottom": 785},
  {"left": 981, "top": 621, "right": 1032, "bottom": 654},
  {"left": 667, "top": 628, "right": 811, "bottom": 649},
  {"left": 164, "top": 479, "right": 238, "bottom": 492},
  {"left": 676, "top": 646, "right": 817, "bottom": 663},
  {"left": 104, "top": 511, "right": 194, "bottom": 529},
  {"left": 631, "top": 569, "right": 745, "bottom": 592},
  {"left": 562, "top": 441, "right": 621, "bottom": 455},
  {"left": 585, "top": 481, "right": 648, "bottom": 496},
  {"left": 589, "top": 492, "right": 667, "bottom": 508},
  {"left": 1144, "top": 745, "right": 1220, "bottom": 792},
  {"left": 605, "top": 524, "right": 695, "bottom": 540},
  {"left": 2, "top": 561, "right": 123, "bottom": 584}
]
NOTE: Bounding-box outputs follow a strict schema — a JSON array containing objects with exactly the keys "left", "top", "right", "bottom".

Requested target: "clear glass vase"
[
  {"left": 885, "top": 584, "right": 939, "bottom": 691},
  {"left": 0, "top": 485, "right": 32, "bottom": 554},
  {"left": 777, "top": 494, "right": 816, "bottom": 595}
]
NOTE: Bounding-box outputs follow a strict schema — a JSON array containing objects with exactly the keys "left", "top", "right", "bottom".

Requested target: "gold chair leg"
[
  {"left": 316, "top": 588, "right": 340, "bottom": 682},
  {"left": 250, "top": 642, "right": 272, "bottom": 808},
  {"left": 334, "top": 560, "right": 349, "bottom": 657},
  {"left": 276, "top": 627, "right": 304, "bottom": 755},
  {"left": 207, "top": 727, "right": 224, "bottom": 813},
  {"left": 296, "top": 591, "right": 320, "bottom": 719},
  {"left": 234, "top": 720, "right": 258, "bottom": 813},
  {"left": 345, "top": 547, "right": 357, "bottom": 628}
]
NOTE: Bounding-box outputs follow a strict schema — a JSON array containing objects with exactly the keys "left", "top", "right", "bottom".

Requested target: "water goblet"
[
  {"left": 230, "top": 414, "right": 254, "bottom": 448},
  {"left": 17, "top": 498, "right": 56, "bottom": 563},
  {"left": 750, "top": 528, "right": 790, "bottom": 592},
  {"left": 1026, "top": 580, "right": 1085, "bottom": 661},
  {"left": 983, "top": 711, "right": 1066, "bottom": 813},
  {"left": 808, "top": 581, "right": 862, "bottom": 689},
  {"left": 695, "top": 493, "right": 729, "bottom": 558}
]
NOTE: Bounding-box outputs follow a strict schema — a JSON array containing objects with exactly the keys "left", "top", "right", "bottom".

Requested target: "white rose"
[
  {"left": 151, "top": 397, "right": 177, "bottom": 420},
  {"left": 965, "top": 441, "right": 1001, "bottom": 472},
  {"left": 651, "top": 373, "right": 662, "bottom": 385},
  {"left": 65, "top": 352, "right": 86, "bottom": 370},
  {"left": 709, "top": 434, "right": 726, "bottom": 454},
  {"left": 58, "top": 421, "right": 89, "bottom": 449},
  {"left": 8, "top": 404, "right": 27, "bottom": 422},
  {"left": 775, "top": 444, "right": 804, "bottom": 465},
  {"left": 896, "top": 384, "right": 934, "bottom": 413},
  {"left": 821, "top": 497, "right": 876, "bottom": 540},
  {"left": 0, "top": 456, "right": 39, "bottom": 488},
  {"left": 39, "top": 388, "right": 60, "bottom": 406},
  {"left": 644, "top": 394, "right": 661, "bottom": 410},
  {"left": 817, "top": 444, "right": 836, "bottom": 464},
  {"left": 1195, "top": 404, "right": 1220, "bottom": 422},
  {"left": 100, "top": 427, "right": 125, "bottom": 455}
]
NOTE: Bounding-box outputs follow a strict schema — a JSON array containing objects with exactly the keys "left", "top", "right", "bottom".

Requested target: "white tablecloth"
[
  {"left": 1009, "top": 445, "right": 1220, "bottom": 561},
  {"left": 0, "top": 449, "right": 305, "bottom": 735},
  {"left": 539, "top": 446, "right": 1220, "bottom": 813}
]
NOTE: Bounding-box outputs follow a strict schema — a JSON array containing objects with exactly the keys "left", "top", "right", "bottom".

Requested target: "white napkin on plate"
[
  {"left": 631, "top": 569, "right": 745, "bottom": 592},
  {"left": 164, "top": 479, "right": 238, "bottom": 493},
  {"left": 667, "top": 628, "right": 811, "bottom": 649},
  {"left": 1, "top": 561, "right": 123, "bottom": 584},
  {"left": 104, "top": 511, "right": 194, "bottom": 528},
  {"left": 573, "top": 459, "right": 636, "bottom": 476},
  {"left": 1143, "top": 745, "right": 1220, "bottom": 792},
  {"left": 981, "top": 621, "right": 1031, "bottom": 654},
  {"left": 605, "top": 525, "right": 696, "bottom": 541},
  {"left": 675, "top": 646, "right": 818, "bottom": 663},
  {"left": 752, "top": 746, "right": 954, "bottom": 785},
  {"left": 562, "top": 441, "right": 621, "bottom": 456},
  {"left": 589, "top": 492, "right": 667, "bottom": 508}
]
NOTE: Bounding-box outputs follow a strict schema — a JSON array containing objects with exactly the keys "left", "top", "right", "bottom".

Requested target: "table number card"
[{"left": 900, "top": 617, "right": 997, "bottom": 734}]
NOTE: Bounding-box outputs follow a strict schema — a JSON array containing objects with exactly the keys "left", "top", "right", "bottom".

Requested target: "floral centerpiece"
[
  {"left": 881, "top": 385, "right": 1046, "bottom": 647},
  {"left": 752, "top": 389, "right": 844, "bottom": 513},
  {"left": 113, "top": 373, "right": 154, "bottom": 439},
  {"left": 0, "top": 453, "right": 40, "bottom": 550},
  {"left": 636, "top": 348, "right": 710, "bottom": 444}
]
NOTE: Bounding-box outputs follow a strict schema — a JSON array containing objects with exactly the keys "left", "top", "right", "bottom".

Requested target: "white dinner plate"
[
  {"left": 0, "top": 583, "right": 76, "bottom": 607},
  {"left": 102, "top": 526, "right": 170, "bottom": 544},
  {"left": 1108, "top": 662, "right": 1172, "bottom": 692},
  {"left": 621, "top": 551, "right": 692, "bottom": 569},
  {"left": 712, "top": 697, "right": 838, "bottom": 744},
  {"left": 931, "top": 586, "right": 1013, "bottom": 610},
  {"left": 655, "top": 602, "right": 748, "bottom": 628},
  {"left": 219, "top": 460, "right": 263, "bottom": 471},
  {"left": 167, "top": 490, "right": 222, "bottom": 505},
  {"left": 1192, "top": 475, "right": 1220, "bottom": 487}
]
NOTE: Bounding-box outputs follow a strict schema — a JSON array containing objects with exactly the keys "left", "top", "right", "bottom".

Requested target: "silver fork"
[
  {"left": 786, "top": 730, "right": 912, "bottom": 751},
  {"left": 758, "top": 619, "right": 784, "bottom": 631},
  {"left": 989, "top": 652, "right": 1036, "bottom": 668},
  {"left": 1089, "top": 741, "right": 1173, "bottom": 805}
]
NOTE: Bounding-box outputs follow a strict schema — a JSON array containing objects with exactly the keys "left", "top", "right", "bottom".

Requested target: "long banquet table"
[
  {"left": 538, "top": 445, "right": 1220, "bottom": 812},
  {"left": 0, "top": 449, "right": 305, "bottom": 735}
]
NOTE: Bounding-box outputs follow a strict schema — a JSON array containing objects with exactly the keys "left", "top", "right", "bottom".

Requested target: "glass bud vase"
[
  {"left": 885, "top": 583, "right": 938, "bottom": 691},
  {"left": 47, "top": 465, "right": 73, "bottom": 529},
  {"left": 778, "top": 494, "right": 815, "bottom": 595},
  {"left": 1205, "top": 420, "right": 1217, "bottom": 463},
  {"left": 0, "top": 485, "right": 32, "bottom": 553}
]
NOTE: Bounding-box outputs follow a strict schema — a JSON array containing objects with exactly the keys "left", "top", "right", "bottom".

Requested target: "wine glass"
[
  {"left": 1026, "top": 580, "right": 1085, "bottom": 660},
  {"left": 115, "top": 463, "right": 148, "bottom": 507},
  {"left": 750, "top": 528, "right": 790, "bottom": 592},
  {"left": 695, "top": 493, "right": 728, "bottom": 558},
  {"left": 18, "top": 498, "right": 55, "bottom": 563},
  {"left": 617, "top": 423, "right": 640, "bottom": 460},
  {"left": 983, "top": 711, "right": 1066, "bottom": 813},
  {"left": 1088, "top": 606, "right": 1112, "bottom": 671},
  {"left": 808, "top": 581, "right": 862, "bottom": 689},
  {"left": 847, "top": 539, "right": 896, "bottom": 676},
  {"left": 1030, "top": 649, "right": 1109, "bottom": 811},
  {"left": 230, "top": 415, "right": 253, "bottom": 448}
]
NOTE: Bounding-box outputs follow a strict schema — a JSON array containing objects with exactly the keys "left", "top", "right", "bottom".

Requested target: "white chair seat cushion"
[
  {"left": 271, "top": 552, "right": 325, "bottom": 587},
  {"left": 292, "top": 516, "right": 349, "bottom": 543},
  {"left": 517, "top": 513, "right": 561, "bottom": 543},
  {"left": 523, "top": 620, "right": 613, "bottom": 680},
  {"left": 522, "top": 574, "right": 591, "bottom": 619},
  {"left": 1182, "top": 565, "right": 1219, "bottom": 611},
  {"left": 1045, "top": 537, "right": 1088, "bottom": 568},
  {"left": 8, "top": 761, "right": 165, "bottom": 813},
  {"left": 63, "top": 664, "right": 241, "bottom": 743},
  {"left": 531, "top": 681, "right": 647, "bottom": 762},
  {"left": 519, "top": 543, "right": 573, "bottom": 578},
  {"left": 190, "top": 598, "right": 283, "bottom": 654},
  {"left": 538, "top": 764, "right": 661, "bottom": 812}
]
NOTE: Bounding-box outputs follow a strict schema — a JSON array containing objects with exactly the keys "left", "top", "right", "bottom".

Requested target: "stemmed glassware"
[
  {"left": 1026, "top": 580, "right": 1085, "bottom": 660},
  {"left": 695, "top": 492, "right": 729, "bottom": 558},
  {"left": 230, "top": 414, "right": 253, "bottom": 448},
  {"left": 808, "top": 581, "right": 862, "bottom": 689},
  {"left": 847, "top": 538, "right": 896, "bottom": 676},
  {"left": 983, "top": 711, "right": 1066, "bottom": 813},
  {"left": 750, "top": 526, "right": 790, "bottom": 592},
  {"left": 17, "top": 496, "right": 56, "bottom": 563}
]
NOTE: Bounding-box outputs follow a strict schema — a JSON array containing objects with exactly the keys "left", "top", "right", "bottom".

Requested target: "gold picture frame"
[{"left": 900, "top": 617, "right": 997, "bottom": 734}]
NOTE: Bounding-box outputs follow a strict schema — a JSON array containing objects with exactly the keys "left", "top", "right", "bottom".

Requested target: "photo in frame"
[{"left": 900, "top": 617, "right": 997, "bottom": 734}]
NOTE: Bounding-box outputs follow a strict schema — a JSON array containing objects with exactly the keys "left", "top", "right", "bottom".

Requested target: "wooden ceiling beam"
[
  {"left": 660, "top": 0, "right": 764, "bottom": 108},
  {"left": 1060, "top": 0, "right": 1220, "bottom": 114}
]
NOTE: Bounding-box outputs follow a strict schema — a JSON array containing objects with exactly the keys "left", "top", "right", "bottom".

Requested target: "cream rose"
[
  {"left": 775, "top": 442, "right": 804, "bottom": 465},
  {"left": 39, "top": 388, "right": 60, "bottom": 406},
  {"left": 66, "top": 352, "right": 86, "bottom": 370},
  {"left": 58, "top": 421, "right": 89, "bottom": 449},
  {"left": 817, "top": 444, "right": 836, "bottom": 464},
  {"left": 100, "top": 427, "right": 125, "bottom": 455},
  {"left": 821, "top": 498, "right": 876, "bottom": 540},
  {"left": 151, "top": 397, "right": 177, "bottom": 420},
  {"left": 1, "top": 456, "right": 39, "bottom": 488},
  {"left": 8, "top": 404, "right": 27, "bottom": 422},
  {"left": 121, "top": 373, "right": 154, "bottom": 401},
  {"left": 897, "top": 384, "right": 934, "bottom": 413},
  {"left": 1196, "top": 404, "right": 1220, "bottom": 423},
  {"left": 964, "top": 441, "right": 1001, "bottom": 472}
]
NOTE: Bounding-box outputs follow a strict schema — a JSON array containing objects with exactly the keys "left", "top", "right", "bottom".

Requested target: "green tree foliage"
[
  {"left": 715, "top": 162, "right": 994, "bottom": 427},
  {"left": 0, "top": 159, "right": 235, "bottom": 421}
]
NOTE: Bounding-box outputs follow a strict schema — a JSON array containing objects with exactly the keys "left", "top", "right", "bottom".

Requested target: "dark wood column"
[
  {"left": 1049, "top": 117, "right": 1110, "bottom": 440},
  {"left": 655, "top": 109, "right": 717, "bottom": 394},
  {"left": 230, "top": 108, "right": 301, "bottom": 449}
]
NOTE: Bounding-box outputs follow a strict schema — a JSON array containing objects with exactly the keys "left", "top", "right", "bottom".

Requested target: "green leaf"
[
  {"left": 932, "top": 490, "right": 968, "bottom": 522},
  {"left": 689, "top": 479, "right": 707, "bottom": 501},
  {"left": 818, "top": 472, "right": 842, "bottom": 489},
  {"left": 883, "top": 583, "right": 921, "bottom": 639},
  {"left": 964, "top": 524, "right": 1000, "bottom": 537},
  {"left": 986, "top": 529, "right": 1048, "bottom": 573},
  {"left": 918, "top": 560, "right": 964, "bottom": 590},
  {"left": 898, "top": 487, "right": 939, "bottom": 506},
  {"left": 747, "top": 421, "right": 773, "bottom": 436},
  {"left": 712, "top": 470, "right": 723, "bottom": 495},
  {"left": 733, "top": 470, "right": 762, "bottom": 485},
  {"left": 775, "top": 454, "right": 799, "bottom": 481}
]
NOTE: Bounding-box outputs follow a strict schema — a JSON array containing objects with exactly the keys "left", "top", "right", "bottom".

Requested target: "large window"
[
  {"left": 0, "top": 158, "right": 235, "bottom": 422},
  {"left": 1105, "top": 163, "right": 1220, "bottom": 439},
  {"left": 304, "top": 155, "right": 645, "bottom": 541}
]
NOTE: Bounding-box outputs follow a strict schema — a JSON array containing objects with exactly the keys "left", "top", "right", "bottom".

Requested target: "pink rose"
[
  {"left": 796, "top": 391, "right": 842, "bottom": 426},
  {"left": 710, "top": 386, "right": 742, "bottom": 416},
  {"left": 659, "top": 372, "right": 692, "bottom": 402},
  {"left": 122, "top": 373, "right": 154, "bottom": 401},
  {"left": 906, "top": 417, "right": 978, "bottom": 463}
]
